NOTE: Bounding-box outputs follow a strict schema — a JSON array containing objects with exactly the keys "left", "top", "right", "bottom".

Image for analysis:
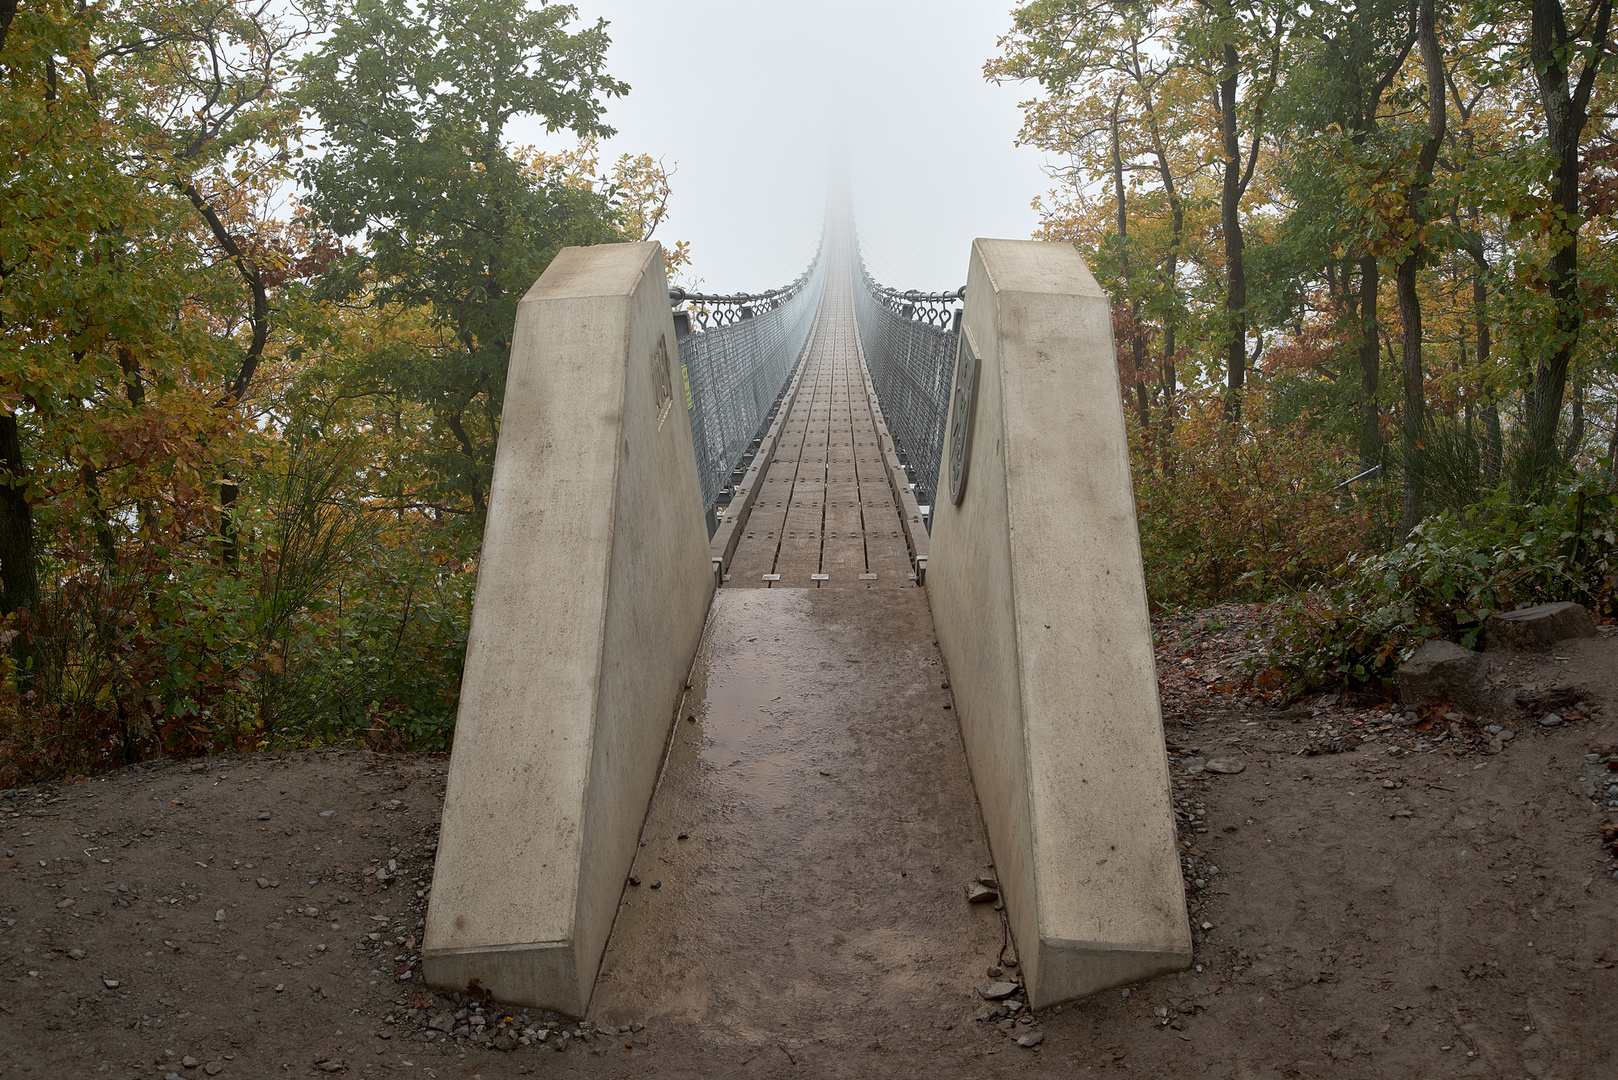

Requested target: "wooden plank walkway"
[{"left": 725, "top": 267, "right": 914, "bottom": 590}]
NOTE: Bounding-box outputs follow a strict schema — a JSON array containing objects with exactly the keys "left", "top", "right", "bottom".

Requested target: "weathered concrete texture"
[
  {"left": 926, "top": 239, "right": 1192, "bottom": 1008},
  {"left": 591, "top": 587, "right": 1002, "bottom": 1038},
  {"left": 1484, "top": 602, "right": 1599, "bottom": 651},
  {"left": 1397, "top": 639, "right": 1484, "bottom": 710},
  {"left": 423, "top": 242, "right": 714, "bottom": 1016}
]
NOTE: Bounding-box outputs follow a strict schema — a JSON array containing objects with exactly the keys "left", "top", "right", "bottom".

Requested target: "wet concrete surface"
[{"left": 592, "top": 587, "right": 1004, "bottom": 1043}]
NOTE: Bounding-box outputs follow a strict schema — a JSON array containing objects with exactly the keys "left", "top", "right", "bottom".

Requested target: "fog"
[{"left": 507, "top": 0, "right": 1051, "bottom": 293}]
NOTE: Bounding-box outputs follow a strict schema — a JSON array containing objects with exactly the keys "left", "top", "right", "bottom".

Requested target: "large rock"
[
  {"left": 1483, "top": 602, "right": 1599, "bottom": 652},
  {"left": 1396, "top": 639, "right": 1482, "bottom": 710}
]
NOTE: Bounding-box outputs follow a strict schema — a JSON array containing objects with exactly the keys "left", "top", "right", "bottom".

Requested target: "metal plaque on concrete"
[{"left": 947, "top": 329, "right": 981, "bottom": 505}]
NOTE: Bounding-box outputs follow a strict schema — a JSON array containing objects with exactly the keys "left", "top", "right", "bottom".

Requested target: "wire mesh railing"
[
  {"left": 674, "top": 250, "right": 825, "bottom": 532},
  {"left": 852, "top": 261, "right": 963, "bottom": 516}
]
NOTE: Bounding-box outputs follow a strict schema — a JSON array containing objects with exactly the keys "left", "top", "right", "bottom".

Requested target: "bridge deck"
[
  {"left": 724, "top": 269, "right": 915, "bottom": 588},
  {"left": 590, "top": 267, "right": 1002, "bottom": 1039}
]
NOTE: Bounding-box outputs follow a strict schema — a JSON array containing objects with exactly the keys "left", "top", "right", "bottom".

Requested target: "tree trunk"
[
  {"left": 1357, "top": 254, "right": 1382, "bottom": 470},
  {"left": 1525, "top": 0, "right": 1612, "bottom": 457},
  {"left": 1569, "top": 369, "right": 1585, "bottom": 451},
  {"left": 81, "top": 465, "right": 116, "bottom": 564},
  {"left": 0, "top": 414, "right": 38, "bottom": 616},
  {"left": 1608, "top": 406, "right": 1618, "bottom": 474},
  {"left": 0, "top": 413, "right": 40, "bottom": 682},
  {"left": 219, "top": 480, "right": 240, "bottom": 565},
  {"left": 1111, "top": 95, "right": 1152, "bottom": 459},
  {"left": 1144, "top": 107, "right": 1183, "bottom": 463},
  {"left": 1398, "top": 0, "right": 1446, "bottom": 537},
  {"left": 1218, "top": 39, "right": 1247, "bottom": 422}
]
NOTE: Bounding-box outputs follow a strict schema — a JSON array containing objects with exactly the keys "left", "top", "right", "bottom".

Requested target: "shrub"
[
  {"left": 1270, "top": 478, "right": 1617, "bottom": 691},
  {"left": 1131, "top": 388, "right": 1381, "bottom": 609}
]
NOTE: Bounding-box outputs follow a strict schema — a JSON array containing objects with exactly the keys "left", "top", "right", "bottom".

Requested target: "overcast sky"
[{"left": 508, "top": 1, "right": 1052, "bottom": 293}]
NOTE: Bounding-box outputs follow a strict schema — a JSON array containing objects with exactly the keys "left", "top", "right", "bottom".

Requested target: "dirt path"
[{"left": 4, "top": 611, "right": 1616, "bottom": 1079}]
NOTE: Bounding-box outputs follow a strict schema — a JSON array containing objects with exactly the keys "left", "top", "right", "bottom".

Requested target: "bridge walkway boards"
[
  {"left": 724, "top": 268, "right": 914, "bottom": 589},
  {"left": 591, "top": 267, "right": 1002, "bottom": 1037}
]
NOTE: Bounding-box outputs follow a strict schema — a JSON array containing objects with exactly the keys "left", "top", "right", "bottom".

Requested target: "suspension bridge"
[{"left": 417, "top": 214, "right": 1191, "bottom": 1026}]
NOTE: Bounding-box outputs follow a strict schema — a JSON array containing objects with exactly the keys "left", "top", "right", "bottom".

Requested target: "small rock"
[
  {"left": 627, "top": 874, "right": 640, "bottom": 887},
  {"left": 1498, "top": 729, "right": 1514, "bottom": 741},
  {"left": 102, "top": 978, "right": 119, "bottom": 989},
  {"left": 320, "top": 810, "right": 336, "bottom": 818},
  {"left": 67, "top": 948, "right": 84, "bottom": 960},
  {"left": 314, "top": 1062, "right": 345, "bottom": 1074},
  {"left": 966, "top": 882, "right": 998, "bottom": 904},
  {"left": 181, "top": 1056, "right": 200, "bottom": 1068},
  {"left": 1487, "top": 739, "right": 1504, "bottom": 755},
  {"left": 1540, "top": 713, "right": 1563, "bottom": 727},
  {"left": 214, "top": 909, "right": 226, "bottom": 922},
  {"left": 1204, "top": 759, "right": 1245, "bottom": 775},
  {"left": 986, "top": 966, "right": 1003, "bottom": 978},
  {"left": 1017, "top": 1030, "right": 1045, "bottom": 1048},
  {"left": 649, "top": 880, "right": 661, "bottom": 890},
  {"left": 204, "top": 1064, "right": 224, "bottom": 1077},
  {"left": 256, "top": 812, "right": 270, "bottom": 821},
  {"left": 493, "top": 1034, "right": 518, "bottom": 1052},
  {"left": 55, "top": 899, "right": 75, "bottom": 909},
  {"left": 1182, "top": 757, "right": 1207, "bottom": 774},
  {"left": 189, "top": 763, "right": 207, "bottom": 773},
  {"left": 255, "top": 878, "right": 272, "bottom": 889},
  {"left": 978, "top": 980, "right": 1020, "bottom": 1001}
]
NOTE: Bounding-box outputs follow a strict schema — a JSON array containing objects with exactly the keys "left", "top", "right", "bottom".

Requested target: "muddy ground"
[{"left": 3, "top": 608, "right": 1616, "bottom": 1079}]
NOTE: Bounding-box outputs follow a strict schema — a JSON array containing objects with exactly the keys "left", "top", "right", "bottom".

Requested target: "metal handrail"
[{"left": 853, "top": 258, "right": 962, "bottom": 515}]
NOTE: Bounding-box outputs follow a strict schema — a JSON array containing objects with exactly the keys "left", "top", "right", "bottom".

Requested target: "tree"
[
  {"left": 297, "top": 0, "right": 629, "bottom": 517},
  {"left": 1197, "top": 0, "right": 1287, "bottom": 420},
  {"left": 992, "top": 0, "right": 1289, "bottom": 423},
  {"left": 987, "top": 0, "right": 1207, "bottom": 447},
  {"left": 1279, "top": 0, "right": 1415, "bottom": 469},
  {"left": 1524, "top": 0, "right": 1612, "bottom": 456},
  {"left": 1393, "top": 0, "right": 1447, "bottom": 534}
]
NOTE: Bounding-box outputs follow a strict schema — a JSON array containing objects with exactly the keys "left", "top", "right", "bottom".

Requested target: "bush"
[
  {"left": 1132, "top": 388, "right": 1381, "bottom": 609},
  {"left": 0, "top": 443, "right": 474, "bottom": 786},
  {"left": 1270, "top": 478, "right": 1617, "bottom": 691}
]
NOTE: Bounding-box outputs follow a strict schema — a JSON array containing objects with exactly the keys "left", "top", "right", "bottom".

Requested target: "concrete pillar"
[
  {"left": 422, "top": 242, "right": 714, "bottom": 1015},
  {"left": 927, "top": 239, "right": 1191, "bottom": 1007}
]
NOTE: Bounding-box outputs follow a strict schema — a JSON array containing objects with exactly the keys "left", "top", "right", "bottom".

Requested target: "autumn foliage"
[{"left": 0, "top": 0, "right": 689, "bottom": 784}]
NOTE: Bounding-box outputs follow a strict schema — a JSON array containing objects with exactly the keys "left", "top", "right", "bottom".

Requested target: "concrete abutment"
[
  {"left": 927, "top": 238, "right": 1193, "bottom": 1007},
  {"left": 422, "top": 242, "right": 714, "bottom": 1016},
  {"left": 424, "top": 236, "right": 1189, "bottom": 1020}
]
